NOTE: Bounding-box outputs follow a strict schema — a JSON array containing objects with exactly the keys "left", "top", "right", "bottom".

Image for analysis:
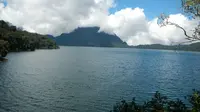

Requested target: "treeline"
[
  {"left": 0, "top": 20, "right": 59, "bottom": 58},
  {"left": 111, "top": 90, "right": 200, "bottom": 112},
  {"left": 134, "top": 43, "right": 200, "bottom": 52}
]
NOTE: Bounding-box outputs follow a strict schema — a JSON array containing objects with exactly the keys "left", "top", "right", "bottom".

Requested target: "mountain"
[
  {"left": 134, "top": 42, "right": 200, "bottom": 52},
  {"left": 47, "top": 34, "right": 56, "bottom": 41},
  {"left": 55, "top": 27, "right": 128, "bottom": 47},
  {"left": 0, "top": 20, "right": 59, "bottom": 58}
]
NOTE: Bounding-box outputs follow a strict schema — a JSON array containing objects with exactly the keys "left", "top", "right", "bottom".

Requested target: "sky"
[
  {"left": 0, "top": 0, "right": 7, "bottom": 7},
  {"left": 110, "top": 0, "right": 182, "bottom": 19},
  {"left": 0, "top": 0, "right": 198, "bottom": 45}
]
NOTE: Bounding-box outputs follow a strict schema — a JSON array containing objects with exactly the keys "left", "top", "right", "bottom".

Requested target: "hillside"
[
  {"left": 54, "top": 27, "right": 128, "bottom": 47},
  {"left": 134, "top": 42, "right": 200, "bottom": 52},
  {"left": 0, "top": 20, "right": 59, "bottom": 58}
]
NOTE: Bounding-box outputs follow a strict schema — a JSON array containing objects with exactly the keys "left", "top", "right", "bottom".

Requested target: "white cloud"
[
  {"left": 0, "top": 0, "right": 198, "bottom": 45},
  {"left": 100, "top": 8, "right": 148, "bottom": 37},
  {"left": 0, "top": 0, "right": 5, "bottom": 9},
  {"left": 99, "top": 8, "right": 198, "bottom": 45},
  {"left": 0, "top": 0, "right": 114, "bottom": 35}
]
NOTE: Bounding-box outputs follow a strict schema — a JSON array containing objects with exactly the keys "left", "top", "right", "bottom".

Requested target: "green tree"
[
  {"left": 188, "top": 90, "right": 200, "bottom": 112},
  {"left": 0, "top": 40, "right": 9, "bottom": 57},
  {"left": 111, "top": 90, "right": 199, "bottom": 112},
  {"left": 0, "top": 19, "right": 58, "bottom": 58},
  {"left": 182, "top": 0, "right": 200, "bottom": 17}
]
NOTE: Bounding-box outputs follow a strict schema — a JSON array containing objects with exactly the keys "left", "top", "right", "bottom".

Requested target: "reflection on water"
[{"left": 0, "top": 47, "right": 200, "bottom": 112}]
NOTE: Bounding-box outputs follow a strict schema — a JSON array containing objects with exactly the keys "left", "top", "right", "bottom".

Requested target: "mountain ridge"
[
  {"left": 53, "top": 27, "right": 128, "bottom": 47},
  {"left": 133, "top": 42, "right": 200, "bottom": 52}
]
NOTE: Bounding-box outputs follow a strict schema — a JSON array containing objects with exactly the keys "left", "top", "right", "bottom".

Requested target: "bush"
[
  {"left": 0, "top": 19, "right": 59, "bottom": 57},
  {"left": 0, "top": 40, "right": 9, "bottom": 57},
  {"left": 111, "top": 90, "right": 200, "bottom": 112}
]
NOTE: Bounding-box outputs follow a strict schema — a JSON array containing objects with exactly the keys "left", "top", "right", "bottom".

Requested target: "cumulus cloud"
[
  {"left": 99, "top": 8, "right": 198, "bottom": 45},
  {"left": 124, "top": 13, "right": 198, "bottom": 45},
  {"left": 0, "top": 0, "right": 114, "bottom": 35},
  {"left": 100, "top": 8, "right": 148, "bottom": 37},
  {"left": 0, "top": 0, "right": 198, "bottom": 45},
  {"left": 0, "top": 0, "right": 5, "bottom": 9}
]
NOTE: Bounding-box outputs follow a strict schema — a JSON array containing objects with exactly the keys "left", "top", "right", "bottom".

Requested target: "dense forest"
[
  {"left": 54, "top": 27, "right": 128, "bottom": 47},
  {"left": 134, "top": 42, "right": 200, "bottom": 52},
  {"left": 0, "top": 20, "right": 59, "bottom": 58}
]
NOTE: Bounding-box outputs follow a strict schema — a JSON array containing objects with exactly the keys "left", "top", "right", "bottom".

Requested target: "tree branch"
[{"left": 167, "top": 22, "right": 194, "bottom": 40}]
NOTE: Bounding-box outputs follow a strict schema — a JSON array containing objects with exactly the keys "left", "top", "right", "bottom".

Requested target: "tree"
[
  {"left": 158, "top": 0, "right": 200, "bottom": 42},
  {"left": 0, "top": 40, "right": 9, "bottom": 57},
  {"left": 188, "top": 89, "right": 200, "bottom": 112},
  {"left": 0, "top": 19, "right": 58, "bottom": 58},
  {"left": 111, "top": 90, "right": 199, "bottom": 112},
  {"left": 182, "top": 0, "right": 200, "bottom": 17}
]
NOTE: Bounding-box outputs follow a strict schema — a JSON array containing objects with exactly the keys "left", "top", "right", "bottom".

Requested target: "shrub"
[{"left": 111, "top": 90, "right": 200, "bottom": 112}]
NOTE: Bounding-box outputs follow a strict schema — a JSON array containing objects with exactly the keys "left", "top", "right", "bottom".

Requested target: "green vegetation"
[
  {"left": 0, "top": 20, "right": 59, "bottom": 58},
  {"left": 134, "top": 42, "right": 200, "bottom": 52},
  {"left": 111, "top": 90, "right": 200, "bottom": 112},
  {"left": 182, "top": 0, "right": 200, "bottom": 18}
]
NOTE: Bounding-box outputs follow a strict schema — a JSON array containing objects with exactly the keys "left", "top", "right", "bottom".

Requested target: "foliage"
[
  {"left": 0, "top": 40, "right": 9, "bottom": 57},
  {"left": 111, "top": 90, "right": 200, "bottom": 112},
  {"left": 0, "top": 20, "right": 59, "bottom": 58},
  {"left": 188, "top": 89, "right": 200, "bottom": 112},
  {"left": 182, "top": 0, "right": 200, "bottom": 18}
]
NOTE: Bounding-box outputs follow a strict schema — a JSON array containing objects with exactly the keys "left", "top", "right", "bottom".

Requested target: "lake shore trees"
[{"left": 0, "top": 20, "right": 59, "bottom": 59}]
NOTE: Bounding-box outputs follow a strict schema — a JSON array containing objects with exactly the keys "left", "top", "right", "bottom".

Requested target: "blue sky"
[
  {"left": 1, "top": 0, "right": 7, "bottom": 7},
  {"left": 2, "top": 0, "right": 181, "bottom": 20},
  {"left": 110, "top": 0, "right": 182, "bottom": 20}
]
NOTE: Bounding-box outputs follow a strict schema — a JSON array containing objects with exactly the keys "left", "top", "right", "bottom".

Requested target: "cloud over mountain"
[{"left": 0, "top": 0, "right": 198, "bottom": 45}]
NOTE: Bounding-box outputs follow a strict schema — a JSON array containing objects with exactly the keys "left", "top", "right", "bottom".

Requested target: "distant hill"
[
  {"left": 134, "top": 42, "right": 200, "bottom": 52},
  {"left": 54, "top": 27, "right": 128, "bottom": 47},
  {"left": 0, "top": 20, "right": 59, "bottom": 58}
]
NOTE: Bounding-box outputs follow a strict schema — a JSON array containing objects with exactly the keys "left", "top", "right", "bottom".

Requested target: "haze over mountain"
[
  {"left": 134, "top": 42, "right": 200, "bottom": 52},
  {"left": 54, "top": 27, "right": 127, "bottom": 47}
]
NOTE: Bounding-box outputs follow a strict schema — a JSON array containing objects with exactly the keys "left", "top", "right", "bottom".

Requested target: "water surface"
[{"left": 0, "top": 47, "right": 200, "bottom": 112}]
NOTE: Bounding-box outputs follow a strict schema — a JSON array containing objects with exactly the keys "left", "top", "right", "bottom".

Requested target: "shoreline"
[{"left": 0, "top": 57, "right": 8, "bottom": 62}]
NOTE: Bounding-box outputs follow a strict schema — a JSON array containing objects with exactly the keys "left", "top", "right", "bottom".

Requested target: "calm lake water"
[{"left": 0, "top": 47, "right": 200, "bottom": 112}]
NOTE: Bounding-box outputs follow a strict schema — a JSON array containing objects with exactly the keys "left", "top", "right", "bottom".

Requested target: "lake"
[{"left": 0, "top": 47, "right": 200, "bottom": 112}]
